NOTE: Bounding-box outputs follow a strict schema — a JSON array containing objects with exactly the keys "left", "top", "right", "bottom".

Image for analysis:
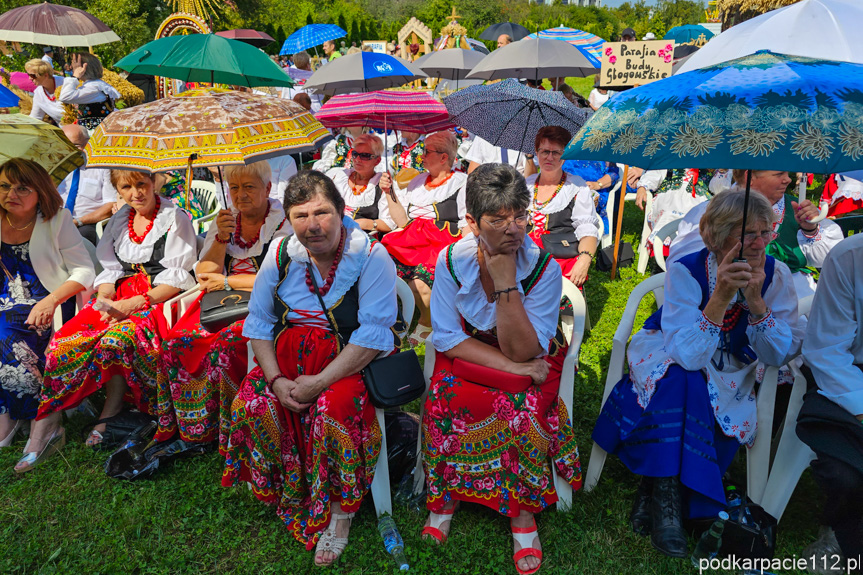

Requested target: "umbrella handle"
[{"left": 185, "top": 153, "right": 198, "bottom": 214}]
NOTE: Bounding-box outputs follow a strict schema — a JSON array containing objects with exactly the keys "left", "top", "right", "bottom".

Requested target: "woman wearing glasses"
[
  {"left": 420, "top": 164, "right": 580, "bottom": 575},
  {"left": 18, "top": 170, "right": 196, "bottom": 472},
  {"left": 326, "top": 134, "right": 395, "bottom": 234},
  {"left": 24, "top": 59, "right": 65, "bottom": 125},
  {"left": 380, "top": 130, "right": 467, "bottom": 345},
  {"left": 525, "top": 126, "right": 600, "bottom": 288},
  {"left": 0, "top": 159, "right": 94, "bottom": 452},
  {"left": 592, "top": 191, "right": 801, "bottom": 558}
]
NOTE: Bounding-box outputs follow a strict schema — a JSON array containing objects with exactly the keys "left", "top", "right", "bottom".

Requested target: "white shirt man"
[{"left": 464, "top": 136, "right": 528, "bottom": 174}]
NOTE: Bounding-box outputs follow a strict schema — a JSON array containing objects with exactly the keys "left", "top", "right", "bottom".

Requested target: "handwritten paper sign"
[{"left": 600, "top": 40, "right": 674, "bottom": 88}]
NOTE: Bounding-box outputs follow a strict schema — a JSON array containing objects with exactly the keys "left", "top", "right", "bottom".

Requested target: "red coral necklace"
[{"left": 127, "top": 196, "right": 161, "bottom": 244}]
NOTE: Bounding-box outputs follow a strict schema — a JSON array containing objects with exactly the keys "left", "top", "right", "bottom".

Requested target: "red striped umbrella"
[
  {"left": 315, "top": 91, "right": 454, "bottom": 134},
  {"left": 0, "top": 2, "right": 119, "bottom": 47}
]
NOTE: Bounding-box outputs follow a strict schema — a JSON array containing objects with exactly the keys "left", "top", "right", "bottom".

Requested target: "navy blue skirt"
[{"left": 592, "top": 365, "right": 740, "bottom": 518}]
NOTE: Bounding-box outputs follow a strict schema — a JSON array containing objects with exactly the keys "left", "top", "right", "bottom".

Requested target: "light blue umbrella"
[
  {"left": 527, "top": 26, "right": 604, "bottom": 68},
  {"left": 280, "top": 24, "right": 346, "bottom": 55},
  {"left": 663, "top": 24, "right": 714, "bottom": 45},
  {"left": 563, "top": 51, "right": 863, "bottom": 174}
]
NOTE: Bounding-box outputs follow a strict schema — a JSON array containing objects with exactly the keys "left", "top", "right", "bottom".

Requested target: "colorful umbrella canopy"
[
  {"left": 679, "top": 0, "right": 862, "bottom": 73},
  {"left": 527, "top": 27, "right": 605, "bottom": 68},
  {"left": 215, "top": 29, "right": 275, "bottom": 48},
  {"left": 466, "top": 37, "right": 599, "bottom": 81},
  {"left": 478, "top": 22, "right": 531, "bottom": 42},
  {"left": 412, "top": 49, "right": 486, "bottom": 81},
  {"left": 444, "top": 78, "right": 589, "bottom": 154},
  {"left": 114, "top": 34, "right": 294, "bottom": 88},
  {"left": 0, "top": 114, "right": 83, "bottom": 183},
  {"left": 663, "top": 24, "right": 715, "bottom": 44},
  {"left": 84, "top": 88, "right": 330, "bottom": 172},
  {"left": 303, "top": 52, "right": 427, "bottom": 96},
  {"left": 0, "top": 2, "right": 119, "bottom": 47},
  {"left": 562, "top": 51, "right": 863, "bottom": 175},
  {"left": 280, "top": 24, "right": 346, "bottom": 55},
  {"left": 316, "top": 91, "right": 454, "bottom": 133}
]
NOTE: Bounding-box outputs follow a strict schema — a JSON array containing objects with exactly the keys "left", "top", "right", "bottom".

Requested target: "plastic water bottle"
[
  {"left": 378, "top": 515, "right": 409, "bottom": 571},
  {"left": 725, "top": 485, "right": 743, "bottom": 508},
  {"left": 691, "top": 511, "right": 729, "bottom": 568}
]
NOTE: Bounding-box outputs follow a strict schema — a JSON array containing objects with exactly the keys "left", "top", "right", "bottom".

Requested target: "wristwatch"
[
  {"left": 72, "top": 218, "right": 80, "bottom": 227},
  {"left": 223, "top": 277, "right": 232, "bottom": 291}
]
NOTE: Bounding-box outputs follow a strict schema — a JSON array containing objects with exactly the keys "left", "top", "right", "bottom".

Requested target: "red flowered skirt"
[
  {"left": 155, "top": 292, "right": 249, "bottom": 444},
  {"left": 382, "top": 218, "right": 459, "bottom": 285},
  {"left": 423, "top": 348, "right": 582, "bottom": 517},
  {"left": 221, "top": 325, "right": 381, "bottom": 548},
  {"left": 38, "top": 273, "right": 164, "bottom": 418}
]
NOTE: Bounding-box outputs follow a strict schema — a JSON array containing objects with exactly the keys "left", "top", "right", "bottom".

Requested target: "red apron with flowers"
[{"left": 221, "top": 325, "right": 381, "bottom": 548}]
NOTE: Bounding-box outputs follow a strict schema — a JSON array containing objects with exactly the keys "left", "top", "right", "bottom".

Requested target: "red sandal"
[
  {"left": 512, "top": 518, "right": 542, "bottom": 575},
  {"left": 421, "top": 503, "right": 458, "bottom": 544}
]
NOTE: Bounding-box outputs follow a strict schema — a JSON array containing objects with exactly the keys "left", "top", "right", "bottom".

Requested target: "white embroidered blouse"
[
  {"left": 326, "top": 168, "right": 396, "bottom": 230},
  {"left": 524, "top": 172, "right": 601, "bottom": 240},
  {"left": 394, "top": 171, "right": 468, "bottom": 228}
]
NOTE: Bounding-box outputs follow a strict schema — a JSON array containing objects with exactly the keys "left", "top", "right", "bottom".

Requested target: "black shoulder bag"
[
  {"left": 307, "top": 261, "right": 425, "bottom": 408},
  {"left": 199, "top": 290, "right": 251, "bottom": 333}
]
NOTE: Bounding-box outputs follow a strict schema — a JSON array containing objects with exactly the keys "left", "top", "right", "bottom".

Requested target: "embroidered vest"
[
  {"left": 352, "top": 186, "right": 383, "bottom": 221},
  {"left": 391, "top": 140, "right": 425, "bottom": 173},
  {"left": 118, "top": 232, "right": 168, "bottom": 284},
  {"left": 224, "top": 220, "right": 286, "bottom": 274},
  {"left": 545, "top": 198, "right": 576, "bottom": 235},
  {"left": 766, "top": 194, "right": 810, "bottom": 275}
]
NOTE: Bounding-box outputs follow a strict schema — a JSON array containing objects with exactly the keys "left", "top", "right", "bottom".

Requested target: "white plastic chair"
[
  {"left": 635, "top": 193, "right": 654, "bottom": 275},
  {"left": 368, "top": 277, "right": 416, "bottom": 517},
  {"left": 162, "top": 285, "right": 202, "bottom": 329},
  {"left": 95, "top": 219, "right": 106, "bottom": 239},
  {"left": 190, "top": 180, "right": 220, "bottom": 234},
  {"left": 411, "top": 277, "right": 587, "bottom": 512},
  {"left": 758, "top": 295, "right": 817, "bottom": 522},
  {"left": 651, "top": 218, "right": 682, "bottom": 273}
]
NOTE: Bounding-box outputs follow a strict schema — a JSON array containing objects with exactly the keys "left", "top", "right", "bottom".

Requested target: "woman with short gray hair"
[
  {"left": 380, "top": 130, "right": 466, "bottom": 345},
  {"left": 59, "top": 52, "right": 120, "bottom": 131},
  {"left": 592, "top": 190, "right": 801, "bottom": 558},
  {"left": 420, "top": 163, "right": 581, "bottom": 575},
  {"left": 326, "top": 134, "right": 394, "bottom": 234}
]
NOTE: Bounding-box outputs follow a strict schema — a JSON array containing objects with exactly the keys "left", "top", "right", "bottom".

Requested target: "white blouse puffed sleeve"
[
  {"left": 571, "top": 185, "right": 602, "bottom": 240},
  {"left": 661, "top": 261, "right": 723, "bottom": 371},
  {"left": 377, "top": 189, "right": 396, "bottom": 230},
  {"left": 312, "top": 139, "right": 339, "bottom": 173},
  {"left": 798, "top": 218, "right": 843, "bottom": 269},
  {"left": 523, "top": 257, "right": 564, "bottom": 353},
  {"left": 745, "top": 261, "right": 800, "bottom": 366},
  {"left": 349, "top": 242, "right": 398, "bottom": 352},
  {"left": 242, "top": 240, "right": 283, "bottom": 341},
  {"left": 93, "top": 214, "right": 125, "bottom": 288},
  {"left": 429, "top": 249, "right": 471, "bottom": 353},
  {"left": 59, "top": 77, "right": 120, "bottom": 105},
  {"left": 153, "top": 210, "right": 197, "bottom": 289},
  {"left": 638, "top": 169, "right": 667, "bottom": 193},
  {"left": 55, "top": 209, "right": 96, "bottom": 289}
]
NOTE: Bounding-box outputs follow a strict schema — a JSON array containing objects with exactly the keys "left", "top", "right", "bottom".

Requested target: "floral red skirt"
[
  {"left": 221, "top": 325, "right": 381, "bottom": 548},
  {"left": 382, "top": 218, "right": 459, "bottom": 285},
  {"left": 38, "top": 273, "right": 164, "bottom": 418},
  {"left": 155, "top": 292, "right": 249, "bottom": 444},
  {"left": 423, "top": 347, "right": 582, "bottom": 517}
]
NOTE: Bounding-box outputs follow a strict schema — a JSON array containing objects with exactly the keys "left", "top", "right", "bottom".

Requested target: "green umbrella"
[
  {"left": 115, "top": 33, "right": 294, "bottom": 88},
  {"left": 0, "top": 114, "right": 83, "bottom": 184}
]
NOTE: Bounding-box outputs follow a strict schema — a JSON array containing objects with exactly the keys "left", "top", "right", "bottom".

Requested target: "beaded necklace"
[
  {"left": 348, "top": 171, "right": 369, "bottom": 195},
  {"left": 127, "top": 196, "right": 161, "bottom": 244},
  {"left": 234, "top": 202, "right": 271, "bottom": 249},
  {"left": 425, "top": 170, "right": 455, "bottom": 190},
  {"left": 532, "top": 171, "right": 567, "bottom": 210},
  {"left": 305, "top": 225, "right": 346, "bottom": 296}
]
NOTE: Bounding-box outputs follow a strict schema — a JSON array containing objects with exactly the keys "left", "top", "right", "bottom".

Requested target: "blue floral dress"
[{"left": 0, "top": 242, "right": 51, "bottom": 420}]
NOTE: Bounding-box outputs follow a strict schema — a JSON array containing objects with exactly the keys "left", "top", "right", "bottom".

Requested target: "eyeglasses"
[
  {"left": 351, "top": 151, "right": 379, "bottom": 161},
  {"left": 425, "top": 149, "right": 447, "bottom": 157},
  {"left": 27, "top": 73, "right": 37, "bottom": 79},
  {"left": 742, "top": 230, "right": 777, "bottom": 244},
  {"left": 482, "top": 214, "right": 529, "bottom": 231},
  {"left": 537, "top": 149, "right": 564, "bottom": 160},
  {"left": 0, "top": 183, "right": 34, "bottom": 197}
]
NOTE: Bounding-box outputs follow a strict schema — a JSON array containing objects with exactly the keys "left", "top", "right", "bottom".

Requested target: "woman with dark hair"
[
  {"left": 18, "top": 170, "right": 196, "bottom": 472},
  {"left": 0, "top": 159, "right": 93, "bottom": 452},
  {"left": 525, "top": 126, "right": 600, "bottom": 288},
  {"left": 222, "top": 171, "right": 399, "bottom": 566},
  {"left": 593, "top": 191, "right": 801, "bottom": 558},
  {"left": 421, "top": 163, "right": 581, "bottom": 575}
]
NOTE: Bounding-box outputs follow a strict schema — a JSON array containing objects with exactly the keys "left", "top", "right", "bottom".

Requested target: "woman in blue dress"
[
  {"left": 561, "top": 160, "right": 618, "bottom": 234},
  {"left": 0, "top": 159, "right": 94, "bottom": 455},
  {"left": 592, "top": 190, "right": 801, "bottom": 557}
]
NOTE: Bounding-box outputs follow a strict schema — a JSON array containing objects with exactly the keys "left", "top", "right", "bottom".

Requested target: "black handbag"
[
  {"left": 540, "top": 232, "right": 580, "bottom": 259},
  {"left": 199, "top": 289, "right": 251, "bottom": 333},
  {"left": 596, "top": 242, "right": 634, "bottom": 272},
  {"left": 308, "top": 262, "right": 425, "bottom": 409}
]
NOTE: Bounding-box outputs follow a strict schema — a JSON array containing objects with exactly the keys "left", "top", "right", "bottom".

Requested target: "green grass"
[{"left": 0, "top": 203, "right": 820, "bottom": 574}]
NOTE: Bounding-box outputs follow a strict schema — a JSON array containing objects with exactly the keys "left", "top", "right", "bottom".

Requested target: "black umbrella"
[{"left": 479, "top": 22, "right": 531, "bottom": 42}]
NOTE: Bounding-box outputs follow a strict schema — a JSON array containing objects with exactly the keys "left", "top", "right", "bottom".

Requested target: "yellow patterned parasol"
[{"left": 85, "top": 87, "right": 330, "bottom": 173}]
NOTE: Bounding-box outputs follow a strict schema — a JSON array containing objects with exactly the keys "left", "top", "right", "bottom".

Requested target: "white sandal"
[{"left": 314, "top": 511, "right": 355, "bottom": 566}]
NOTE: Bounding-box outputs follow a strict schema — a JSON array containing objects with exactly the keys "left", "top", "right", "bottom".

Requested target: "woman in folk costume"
[
  {"left": 592, "top": 191, "right": 801, "bottom": 558},
  {"left": 222, "top": 171, "right": 399, "bottom": 566},
  {"left": 421, "top": 163, "right": 581, "bottom": 575},
  {"left": 18, "top": 171, "right": 196, "bottom": 472},
  {"left": 326, "top": 134, "right": 395, "bottom": 234},
  {"left": 524, "top": 126, "right": 600, "bottom": 289},
  {"left": 154, "top": 161, "right": 290, "bottom": 445},
  {"left": 390, "top": 130, "right": 425, "bottom": 175},
  {"left": 380, "top": 130, "right": 467, "bottom": 346}
]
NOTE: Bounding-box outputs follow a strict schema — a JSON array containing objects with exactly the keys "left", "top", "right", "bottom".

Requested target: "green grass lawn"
[{"left": 0, "top": 203, "right": 821, "bottom": 574}]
